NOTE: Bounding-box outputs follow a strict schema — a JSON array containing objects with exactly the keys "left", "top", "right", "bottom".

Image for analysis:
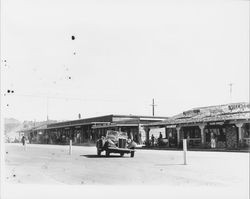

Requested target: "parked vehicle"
[{"left": 96, "top": 130, "right": 136, "bottom": 157}]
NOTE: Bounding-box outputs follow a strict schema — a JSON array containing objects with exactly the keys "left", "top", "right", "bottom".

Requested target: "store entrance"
[
  {"left": 182, "top": 126, "right": 201, "bottom": 147},
  {"left": 205, "top": 125, "right": 226, "bottom": 148},
  {"left": 167, "top": 128, "right": 177, "bottom": 147}
]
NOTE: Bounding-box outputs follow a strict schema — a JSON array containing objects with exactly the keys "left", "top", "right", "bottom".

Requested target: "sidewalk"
[{"left": 140, "top": 146, "right": 250, "bottom": 153}]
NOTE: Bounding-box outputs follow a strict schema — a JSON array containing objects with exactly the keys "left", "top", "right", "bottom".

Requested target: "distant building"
[
  {"left": 144, "top": 102, "right": 250, "bottom": 150},
  {"left": 23, "top": 114, "right": 168, "bottom": 145}
]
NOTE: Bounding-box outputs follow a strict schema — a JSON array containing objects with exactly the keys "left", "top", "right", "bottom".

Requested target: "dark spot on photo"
[{"left": 71, "top": 36, "right": 75, "bottom": 40}]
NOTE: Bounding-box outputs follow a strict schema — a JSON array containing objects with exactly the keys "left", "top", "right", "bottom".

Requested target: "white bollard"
[
  {"left": 69, "top": 140, "right": 72, "bottom": 155},
  {"left": 183, "top": 139, "right": 187, "bottom": 165}
]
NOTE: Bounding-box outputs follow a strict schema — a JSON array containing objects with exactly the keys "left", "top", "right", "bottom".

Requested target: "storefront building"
[
  {"left": 24, "top": 114, "right": 168, "bottom": 145},
  {"left": 144, "top": 102, "right": 250, "bottom": 150}
]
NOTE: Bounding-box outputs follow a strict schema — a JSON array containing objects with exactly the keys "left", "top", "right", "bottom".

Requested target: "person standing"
[
  {"left": 211, "top": 133, "right": 216, "bottom": 148},
  {"left": 138, "top": 132, "right": 142, "bottom": 145},
  {"left": 21, "top": 136, "right": 26, "bottom": 150},
  {"left": 158, "top": 132, "right": 163, "bottom": 146},
  {"left": 151, "top": 134, "right": 155, "bottom": 147},
  {"left": 159, "top": 132, "right": 163, "bottom": 139}
]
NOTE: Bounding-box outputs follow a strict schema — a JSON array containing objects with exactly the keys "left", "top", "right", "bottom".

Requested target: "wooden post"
[
  {"left": 199, "top": 125, "right": 206, "bottom": 145},
  {"left": 183, "top": 139, "right": 187, "bottom": 165},
  {"left": 176, "top": 127, "right": 181, "bottom": 146},
  {"left": 235, "top": 123, "right": 244, "bottom": 141},
  {"left": 69, "top": 140, "right": 72, "bottom": 155}
]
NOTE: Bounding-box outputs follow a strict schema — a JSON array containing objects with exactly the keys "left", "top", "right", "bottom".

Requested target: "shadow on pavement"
[{"left": 81, "top": 154, "right": 129, "bottom": 158}]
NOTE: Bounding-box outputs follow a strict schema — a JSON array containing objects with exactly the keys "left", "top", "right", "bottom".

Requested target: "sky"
[{"left": 1, "top": 0, "right": 249, "bottom": 122}]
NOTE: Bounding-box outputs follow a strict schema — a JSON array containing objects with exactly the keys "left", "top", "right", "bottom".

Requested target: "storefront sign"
[{"left": 228, "top": 103, "right": 250, "bottom": 111}]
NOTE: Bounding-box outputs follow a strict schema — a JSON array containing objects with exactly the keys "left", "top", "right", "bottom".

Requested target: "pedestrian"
[
  {"left": 159, "top": 132, "right": 163, "bottom": 139},
  {"left": 158, "top": 132, "right": 163, "bottom": 146},
  {"left": 21, "top": 136, "right": 26, "bottom": 150},
  {"left": 138, "top": 132, "right": 142, "bottom": 145},
  {"left": 211, "top": 133, "right": 216, "bottom": 148},
  {"left": 130, "top": 132, "right": 134, "bottom": 141},
  {"left": 151, "top": 134, "right": 155, "bottom": 147}
]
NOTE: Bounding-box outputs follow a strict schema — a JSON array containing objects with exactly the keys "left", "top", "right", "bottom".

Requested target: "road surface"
[{"left": 3, "top": 143, "right": 249, "bottom": 199}]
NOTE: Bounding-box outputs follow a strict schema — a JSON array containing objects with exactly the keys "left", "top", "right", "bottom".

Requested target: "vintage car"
[{"left": 96, "top": 130, "right": 136, "bottom": 157}]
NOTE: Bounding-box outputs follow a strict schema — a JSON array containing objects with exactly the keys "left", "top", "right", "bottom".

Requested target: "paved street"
[
  {"left": 4, "top": 143, "right": 249, "bottom": 185},
  {"left": 3, "top": 143, "right": 249, "bottom": 199}
]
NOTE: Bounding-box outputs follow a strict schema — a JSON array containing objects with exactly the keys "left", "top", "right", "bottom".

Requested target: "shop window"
[
  {"left": 184, "top": 127, "right": 200, "bottom": 139},
  {"left": 205, "top": 129, "right": 210, "bottom": 142},
  {"left": 217, "top": 128, "right": 226, "bottom": 142},
  {"left": 184, "top": 131, "right": 188, "bottom": 139},
  {"left": 194, "top": 128, "right": 200, "bottom": 138},
  {"left": 206, "top": 127, "right": 226, "bottom": 142}
]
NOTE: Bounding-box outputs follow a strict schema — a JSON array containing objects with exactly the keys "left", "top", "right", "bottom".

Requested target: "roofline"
[
  {"left": 143, "top": 117, "right": 250, "bottom": 127},
  {"left": 31, "top": 122, "right": 111, "bottom": 131},
  {"left": 47, "top": 114, "right": 168, "bottom": 126},
  {"left": 110, "top": 114, "right": 168, "bottom": 119},
  {"left": 92, "top": 123, "right": 139, "bottom": 129},
  {"left": 189, "top": 102, "right": 249, "bottom": 111}
]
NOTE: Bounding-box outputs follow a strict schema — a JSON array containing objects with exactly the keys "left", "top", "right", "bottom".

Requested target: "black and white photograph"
[{"left": 0, "top": 0, "right": 249, "bottom": 199}]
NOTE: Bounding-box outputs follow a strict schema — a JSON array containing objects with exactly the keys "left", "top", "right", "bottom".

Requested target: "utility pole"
[
  {"left": 150, "top": 98, "right": 157, "bottom": 116},
  {"left": 229, "top": 83, "right": 233, "bottom": 103}
]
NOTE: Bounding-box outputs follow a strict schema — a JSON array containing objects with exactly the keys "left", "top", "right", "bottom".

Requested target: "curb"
[{"left": 138, "top": 147, "right": 250, "bottom": 153}]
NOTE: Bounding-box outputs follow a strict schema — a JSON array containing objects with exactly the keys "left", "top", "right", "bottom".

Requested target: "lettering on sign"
[{"left": 228, "top": 103, "right": 250, "bottom": 111}]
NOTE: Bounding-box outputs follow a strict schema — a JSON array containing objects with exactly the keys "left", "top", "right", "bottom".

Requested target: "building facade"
[
  {"left": 24, "top": 115, "right": 168, "bottom": 145},
  {"left": 144, "top": 102, "right": 250, "bottom": 150}
]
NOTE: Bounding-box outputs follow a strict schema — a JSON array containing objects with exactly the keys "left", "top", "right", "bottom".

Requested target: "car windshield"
[
  {"left": 118, "top": 132, "right": 127, "bottom": 138},
  {"left": 107, "top": 130, "right": 118, "bottom": 137}
]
